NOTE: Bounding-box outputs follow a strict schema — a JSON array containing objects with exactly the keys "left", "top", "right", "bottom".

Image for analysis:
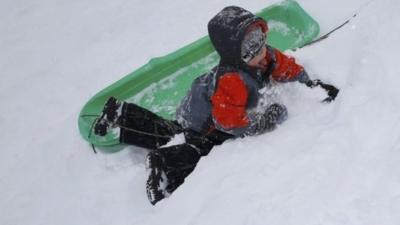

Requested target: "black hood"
[{"left": 208, "top": 6, "right": 267, "bottom": 66}]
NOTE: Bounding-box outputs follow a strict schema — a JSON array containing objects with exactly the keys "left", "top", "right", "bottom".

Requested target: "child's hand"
[{"left": 306, "top": 79, "right": 339, "bottom": 102}]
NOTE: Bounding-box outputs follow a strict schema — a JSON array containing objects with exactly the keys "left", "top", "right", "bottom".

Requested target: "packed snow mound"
[{"left": 1, "top": 0, "right": 400, "bottom": 225}]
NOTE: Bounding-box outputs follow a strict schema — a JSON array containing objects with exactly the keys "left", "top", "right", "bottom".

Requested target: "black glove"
[
  {"left": 306, "top": 79, "right": 339, "bottom": 102},
  {"left": 255, "top": 103, "right": 288, "bottom": 133},
  {"left": 305, "top": 79, "right": 320, "bottom": 88}
]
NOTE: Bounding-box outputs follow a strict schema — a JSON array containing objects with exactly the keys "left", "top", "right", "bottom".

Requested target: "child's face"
[{"left": 246, "top": 46, "right": 267, "bottom": 71}]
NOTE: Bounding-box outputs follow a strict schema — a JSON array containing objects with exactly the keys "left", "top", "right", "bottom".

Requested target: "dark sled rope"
[
  {"left": 80, "top": 114, "right": 176, "bottom": 154},
  {"left": 80, "top": 114, "right": 102, "bottom": 118},
  {"left": 298, "top": 14, "right": 357, "bottom": 49},
  {"left": 117, "top": 124, "right": 175, "bottom": 139},
  {"left": 84, "top": 114, "right": 102, "bottom": 154},
  {"left": 80, "top": 115, "right": 179, "bottom": 139},
  {"left": 297, "top": 0, "right": 376, "bottom": 49}
]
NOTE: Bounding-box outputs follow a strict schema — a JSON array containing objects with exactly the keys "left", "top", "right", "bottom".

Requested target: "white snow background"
[{"left": 1, "top": 0, "right": 400, "bottom": 224}]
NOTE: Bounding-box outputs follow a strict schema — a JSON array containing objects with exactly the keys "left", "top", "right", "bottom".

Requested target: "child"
[{"left": 94, "top": 6, "right": 338, "bottom": 205}]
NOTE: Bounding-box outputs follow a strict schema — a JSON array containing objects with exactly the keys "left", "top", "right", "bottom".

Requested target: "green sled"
[{"left": 78, "top": 0, "right": 320, "bottom": 149}]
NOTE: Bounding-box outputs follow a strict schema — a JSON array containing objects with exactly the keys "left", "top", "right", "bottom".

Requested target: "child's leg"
[
  {"left": 146, "top": 144, "right": 201, "bottom": 204},
  {"left": 119, "top": 102, "right": 182, "bottom": 149},
  {"left": 159, "top": 130, "right": 233, "bottom": 191},
  {"left": 160, "top": 144, "right": 201, "bottom": 193},
  {"left": 145, "top": 130, "right": 233, "bottom": 204}
]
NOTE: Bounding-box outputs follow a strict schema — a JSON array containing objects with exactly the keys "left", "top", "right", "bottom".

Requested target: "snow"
[
  {"left": 160, "top": 133, "right": 186, "bottom": 148},
  {"left": 1, "top": 0, "right": 400, "bottom": 224}
]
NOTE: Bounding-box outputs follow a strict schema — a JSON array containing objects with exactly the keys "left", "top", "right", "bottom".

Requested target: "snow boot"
[
  {"left": 94, "top": 97, "right": 122, "bottom": 136},
  {"left": 146, "top": 151, "right": 169, "bottom": 205}
]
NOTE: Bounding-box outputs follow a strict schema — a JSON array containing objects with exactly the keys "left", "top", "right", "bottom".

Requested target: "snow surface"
[{"left": 1, "top": 0, "right": 400, "bottom": 224}]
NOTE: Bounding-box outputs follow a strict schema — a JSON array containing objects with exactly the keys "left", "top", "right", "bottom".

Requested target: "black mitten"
[
  {"left": 255, "top": 103, "right": 288, "bottom": 133},
  {"left": 306, "top": 79, "right": 339, "bottom": 102}
]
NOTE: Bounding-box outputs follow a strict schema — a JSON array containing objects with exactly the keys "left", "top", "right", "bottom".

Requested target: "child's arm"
[
  {"left": 268, "top": 47, "right": 339, "bottom": 102},
  {"left": 268, "top": 47, "right": 310, "bottom": 84},
  {"left": 211, "top": 74, "right": 287, "bottom": 136}
]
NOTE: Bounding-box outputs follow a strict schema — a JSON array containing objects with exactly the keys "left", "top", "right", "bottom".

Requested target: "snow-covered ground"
[{"left": 1, "top": 0, "right": 400, "bottom": 224}]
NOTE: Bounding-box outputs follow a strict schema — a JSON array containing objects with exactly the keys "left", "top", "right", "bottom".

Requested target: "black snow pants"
[{"left": 118, "top": 102, "right": 234, "bottom": 193}]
